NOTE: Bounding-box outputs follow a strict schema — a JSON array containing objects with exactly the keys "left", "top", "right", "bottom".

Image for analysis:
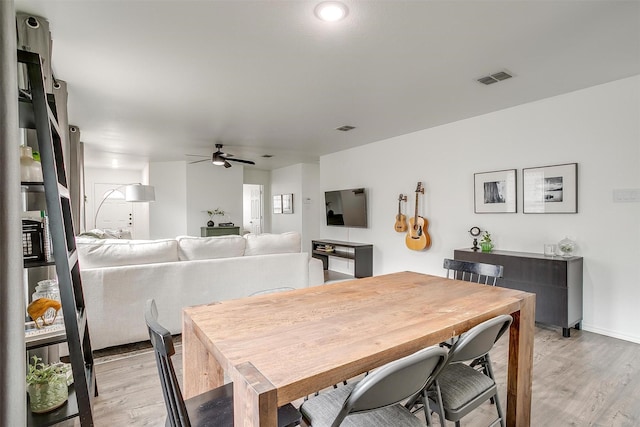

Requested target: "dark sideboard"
[{"left": 454, "top": 248, "right": 583, "bottom": 337}]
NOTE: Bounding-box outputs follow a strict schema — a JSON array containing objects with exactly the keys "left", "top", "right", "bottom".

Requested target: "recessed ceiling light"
[{"left": 314, "top": 2, "right": 349, "bottom": 22}]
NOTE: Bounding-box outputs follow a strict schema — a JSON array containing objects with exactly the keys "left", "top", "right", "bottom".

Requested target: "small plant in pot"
[
  {"left": 205, "top": 208, "right": 225, "bottom": 227},
  {"left": 26, "top": 356, "right": 68, "bottom": 414},
  {"left": 480, "top": 231, "right": 494, "bottom": 252}
]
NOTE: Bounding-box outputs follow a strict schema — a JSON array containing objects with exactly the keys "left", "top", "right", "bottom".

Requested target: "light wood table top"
[{"left": 183, "top": 271, "right": 535, "bottom": 427}]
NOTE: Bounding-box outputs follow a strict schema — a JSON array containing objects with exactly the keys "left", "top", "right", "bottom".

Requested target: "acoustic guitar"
[
  {"left": 394, "top": 193, "right": 408, "bottom": 232},
  {"left": 405, "top": 182, "right": 431, "bottom": 250}
]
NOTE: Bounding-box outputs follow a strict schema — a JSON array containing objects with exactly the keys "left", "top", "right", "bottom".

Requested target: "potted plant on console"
[
  {"left": 480, "top": 231, "right": 494, "bottom": 252},
  {"left": 26, "top": 356, "right": 68, "bottom": 414},
  {"left": 205, "top": 208, "right": 225, "bottom": 227}
]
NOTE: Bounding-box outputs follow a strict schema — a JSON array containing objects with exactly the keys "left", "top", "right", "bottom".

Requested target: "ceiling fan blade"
[
  {"left": 226, "top": 158, "right": 255, "bottom": 165},
  {"left": 224, "top": 161, "right": 232, "bottom": 168},
  {"left": 188, "top": 159, "right": 211, "bottom": 164},
  {"left": 185, "top": 154, "right": 209, "bottom": 158}
]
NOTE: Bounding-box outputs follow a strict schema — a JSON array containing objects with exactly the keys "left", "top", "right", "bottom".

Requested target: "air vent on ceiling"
[
  {"left": 477, "top": 70, "right": 513, "bottom": 85},
  {"left": 336, "top": 125, "right": 356, "bottom": 131}
]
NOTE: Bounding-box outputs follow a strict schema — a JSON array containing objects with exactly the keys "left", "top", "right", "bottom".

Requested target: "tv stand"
[{"left": 312, "top": 239, "right": 373, "bottom": 279}]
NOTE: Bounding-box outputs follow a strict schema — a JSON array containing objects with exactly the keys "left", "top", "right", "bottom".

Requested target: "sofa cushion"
[
  {"left": 176, "top": 235, "right": 246, "bottom": 261},
  {"left": 76, "top": 238, "right": 179, "bottom": 268},
  {"left": 244, "top": 232, "right": 301, "bottom": 256}
]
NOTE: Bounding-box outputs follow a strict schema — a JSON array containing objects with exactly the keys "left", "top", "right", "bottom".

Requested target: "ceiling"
[{"left": 14, "top": 1, "right": 640, "bottom": 170}]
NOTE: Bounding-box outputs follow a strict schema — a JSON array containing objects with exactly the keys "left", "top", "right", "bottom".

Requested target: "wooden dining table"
[{"left": 182, "top": 271, "right": 535, "bottom": 427}]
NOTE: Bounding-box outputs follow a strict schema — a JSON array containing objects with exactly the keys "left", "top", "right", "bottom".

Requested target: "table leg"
[
  {"left": 182, "top": 314, "right": 224, "bottom": 399},
  {"left": 506, "top": 294, "right": 535, "bottom": 426},
  {"left": 232, "top": 362, "right": 278, "bottom": 427}
]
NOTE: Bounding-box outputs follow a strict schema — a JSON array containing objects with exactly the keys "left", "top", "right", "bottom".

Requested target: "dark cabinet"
[
  {"left": 312, "top": 239, "right": 373, "bottom": 279},
  {"left": 454, "top": 248, "right": 583, "bottom": 337},
  {"left": 200, "top": 226, "right": 240, "bottom": 237}
]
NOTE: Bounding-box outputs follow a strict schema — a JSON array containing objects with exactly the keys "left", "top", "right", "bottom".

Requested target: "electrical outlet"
[{"left": 613, "top": 189, "right": 640, "bottom": 203}]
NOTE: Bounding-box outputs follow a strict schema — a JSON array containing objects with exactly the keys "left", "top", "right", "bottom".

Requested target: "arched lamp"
[{"left": 94, "top": 184, "right": 155, "bottom": 228}]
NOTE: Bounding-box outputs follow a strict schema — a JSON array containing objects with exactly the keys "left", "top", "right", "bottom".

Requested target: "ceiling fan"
[{"left": 186, "top": 144, "right": 255, "bottom": 168}]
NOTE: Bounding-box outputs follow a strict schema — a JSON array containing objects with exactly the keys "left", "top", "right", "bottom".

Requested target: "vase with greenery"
[
  {"left": 205, "top": 208, "right": 225, "bottom": 227},
  {"left": 480, "top": 231, "right": 494, "bottom": 252},
  {"left": 26, "top": 356, "right": 68, "bottom": 414}
]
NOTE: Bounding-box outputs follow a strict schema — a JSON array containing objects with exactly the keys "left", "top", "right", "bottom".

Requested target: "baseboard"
[{"left": 581, "top": 324, "right": 640, "bottom": 345}]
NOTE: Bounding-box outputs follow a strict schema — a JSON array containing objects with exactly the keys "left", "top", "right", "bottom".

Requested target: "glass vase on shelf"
[
  {"left": 32, "top": 279, "right": 61, "bottom": 324},
  {"left": 20, "top": 145, "right": 36, "bottom": 182},
  {"left": 557, "top": 237, "right": 576, "bottom": 257}
]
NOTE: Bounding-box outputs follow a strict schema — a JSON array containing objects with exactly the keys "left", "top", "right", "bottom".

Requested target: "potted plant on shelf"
[
  {"left": 26, "top": 356, "right": 69, "bottom": 414},
  {"left": 205, "top": 208, "right": 225, "bottom": 227},
  {"left": 480, "top": 231, "right": 494, "bottom": 252}
]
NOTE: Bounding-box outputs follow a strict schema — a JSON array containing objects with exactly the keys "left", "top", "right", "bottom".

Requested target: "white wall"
[
  {"left": 149, "top": 161, "right": 254, "bottom": 237},
  {"left": 301, "top": 163, "right": 320, "bottom": 254},
  {"left": 271, "top": 164, "right": 303, "bottom": 234},
  {"left": 185, "top": 161, "right": 243, "bottom": 236},
  {"left": 320, "top": 75, "right": 640, "bottom": 344},
  {"left": 149, "top": 161, "right": 187, "bottom": 239},
  {"left": 270, "top": 163, "right": 320, "bottom": 253}
]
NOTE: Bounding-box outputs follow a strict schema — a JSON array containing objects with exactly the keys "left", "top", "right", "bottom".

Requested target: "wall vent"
[
  {"left": 336, "top": 125, "right": 356, "bottom": 131},
  {"left": 477, "top": 70, "right": 513, "bottom": 85}
]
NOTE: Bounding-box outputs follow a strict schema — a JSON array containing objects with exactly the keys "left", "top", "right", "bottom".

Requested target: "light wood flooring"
[{"left": 64, "top": 325, "right": 639, "bottom": 426}]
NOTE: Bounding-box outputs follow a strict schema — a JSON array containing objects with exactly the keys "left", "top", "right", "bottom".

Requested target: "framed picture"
[
  {"left": 272, "top": 195, "right": 282, "bottom": 214},
  {"left": 282, "top": 194, "right": 293, "bottom": 214},
  {"left": 474, "top": 169, "right": 517, "bottom": 213},
  {"left": 523, "top": 163, "right": 577, "bottom": 213}
]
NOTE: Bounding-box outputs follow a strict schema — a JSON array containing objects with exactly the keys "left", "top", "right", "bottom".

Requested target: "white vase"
[{"left": 20, "top": 145, "right": 36, "bottom": 182}]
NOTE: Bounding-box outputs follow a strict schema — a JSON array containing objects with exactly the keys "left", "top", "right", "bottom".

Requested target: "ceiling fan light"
[{"left": 212, "top": 153, "right": 225, "bottom": 165}]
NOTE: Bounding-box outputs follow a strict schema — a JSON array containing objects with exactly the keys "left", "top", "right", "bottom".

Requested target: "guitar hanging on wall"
[
  {"left": 394, "top": 194, "right": 408, "bottom": 232},
  {"left": 405, "top": 182, "right": 431, "bottom": 250}
]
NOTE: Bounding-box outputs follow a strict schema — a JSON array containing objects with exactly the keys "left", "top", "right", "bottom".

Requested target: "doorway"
[{"left": 243, "top": 184, "right": 263, "bottom": 234}]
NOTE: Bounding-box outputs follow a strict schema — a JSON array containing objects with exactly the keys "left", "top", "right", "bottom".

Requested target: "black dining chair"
[
  {"left": 144, "top": 299, "right": 301, "bottom": 427},
  {"left": 300, "top": 345, "right": 448, "bottom": 427},
  {"left": 408, "top": 314, "right": 513, "bottom": 427},
  {"left": 443, "top": 258, "right": 504, "bottom": 286}
]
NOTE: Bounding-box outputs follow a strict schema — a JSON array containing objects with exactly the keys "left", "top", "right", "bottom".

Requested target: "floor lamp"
[{"left": 93, "top": 184, "right": 155, "bottom": 229}]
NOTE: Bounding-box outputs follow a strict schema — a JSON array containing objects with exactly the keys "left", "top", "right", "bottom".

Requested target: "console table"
[
  {"left": 454, "top": 248, "right": 583, "bottom": 337},
  {"left": 312, "top": 239, "right": 373, "bottom": 279},
  {"left": 201, "top": 226, "right": 240, "bottom": 237}
]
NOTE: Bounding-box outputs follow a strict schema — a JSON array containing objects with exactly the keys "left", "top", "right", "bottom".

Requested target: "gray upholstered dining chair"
[
  {"left": 408, "top": 314, "right": 513, "bottom": 427},
  {"left": 443, "top": 258, "right": 504, "bottom": 286},
  {"left": 144, "top": 299, "right": 301, "bottom": 427},
  {"left": 299, "top": 345, "right": 448, "bottom": 427}
]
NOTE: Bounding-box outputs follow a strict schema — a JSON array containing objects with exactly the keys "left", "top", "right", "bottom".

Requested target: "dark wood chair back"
[
  {"left": 144, "top": 299, "right": 191, "bottom": 427},
  {"left": 443, "top": 258, "right": 504, "bottom": 286},
  {"left": 144, "top": 299, "right": 301, "bottom": 427}
]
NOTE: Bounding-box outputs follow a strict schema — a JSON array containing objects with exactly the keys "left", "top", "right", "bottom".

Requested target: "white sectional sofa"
[{"left": 76, "top": 232, "right": 324, "bottom": 350}]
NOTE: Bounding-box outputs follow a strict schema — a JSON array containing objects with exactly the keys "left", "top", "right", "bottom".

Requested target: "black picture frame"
[
  {"left": 474, "top": 169, "right": 517, "bottom": 213},
  {"left": 523, "top": 163, "right": 578, "bottom": 213}
]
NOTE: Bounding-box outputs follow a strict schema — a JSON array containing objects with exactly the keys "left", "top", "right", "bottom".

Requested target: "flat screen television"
[{"left": 324, "top": 188, "right": 367, "bottom": 228}]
